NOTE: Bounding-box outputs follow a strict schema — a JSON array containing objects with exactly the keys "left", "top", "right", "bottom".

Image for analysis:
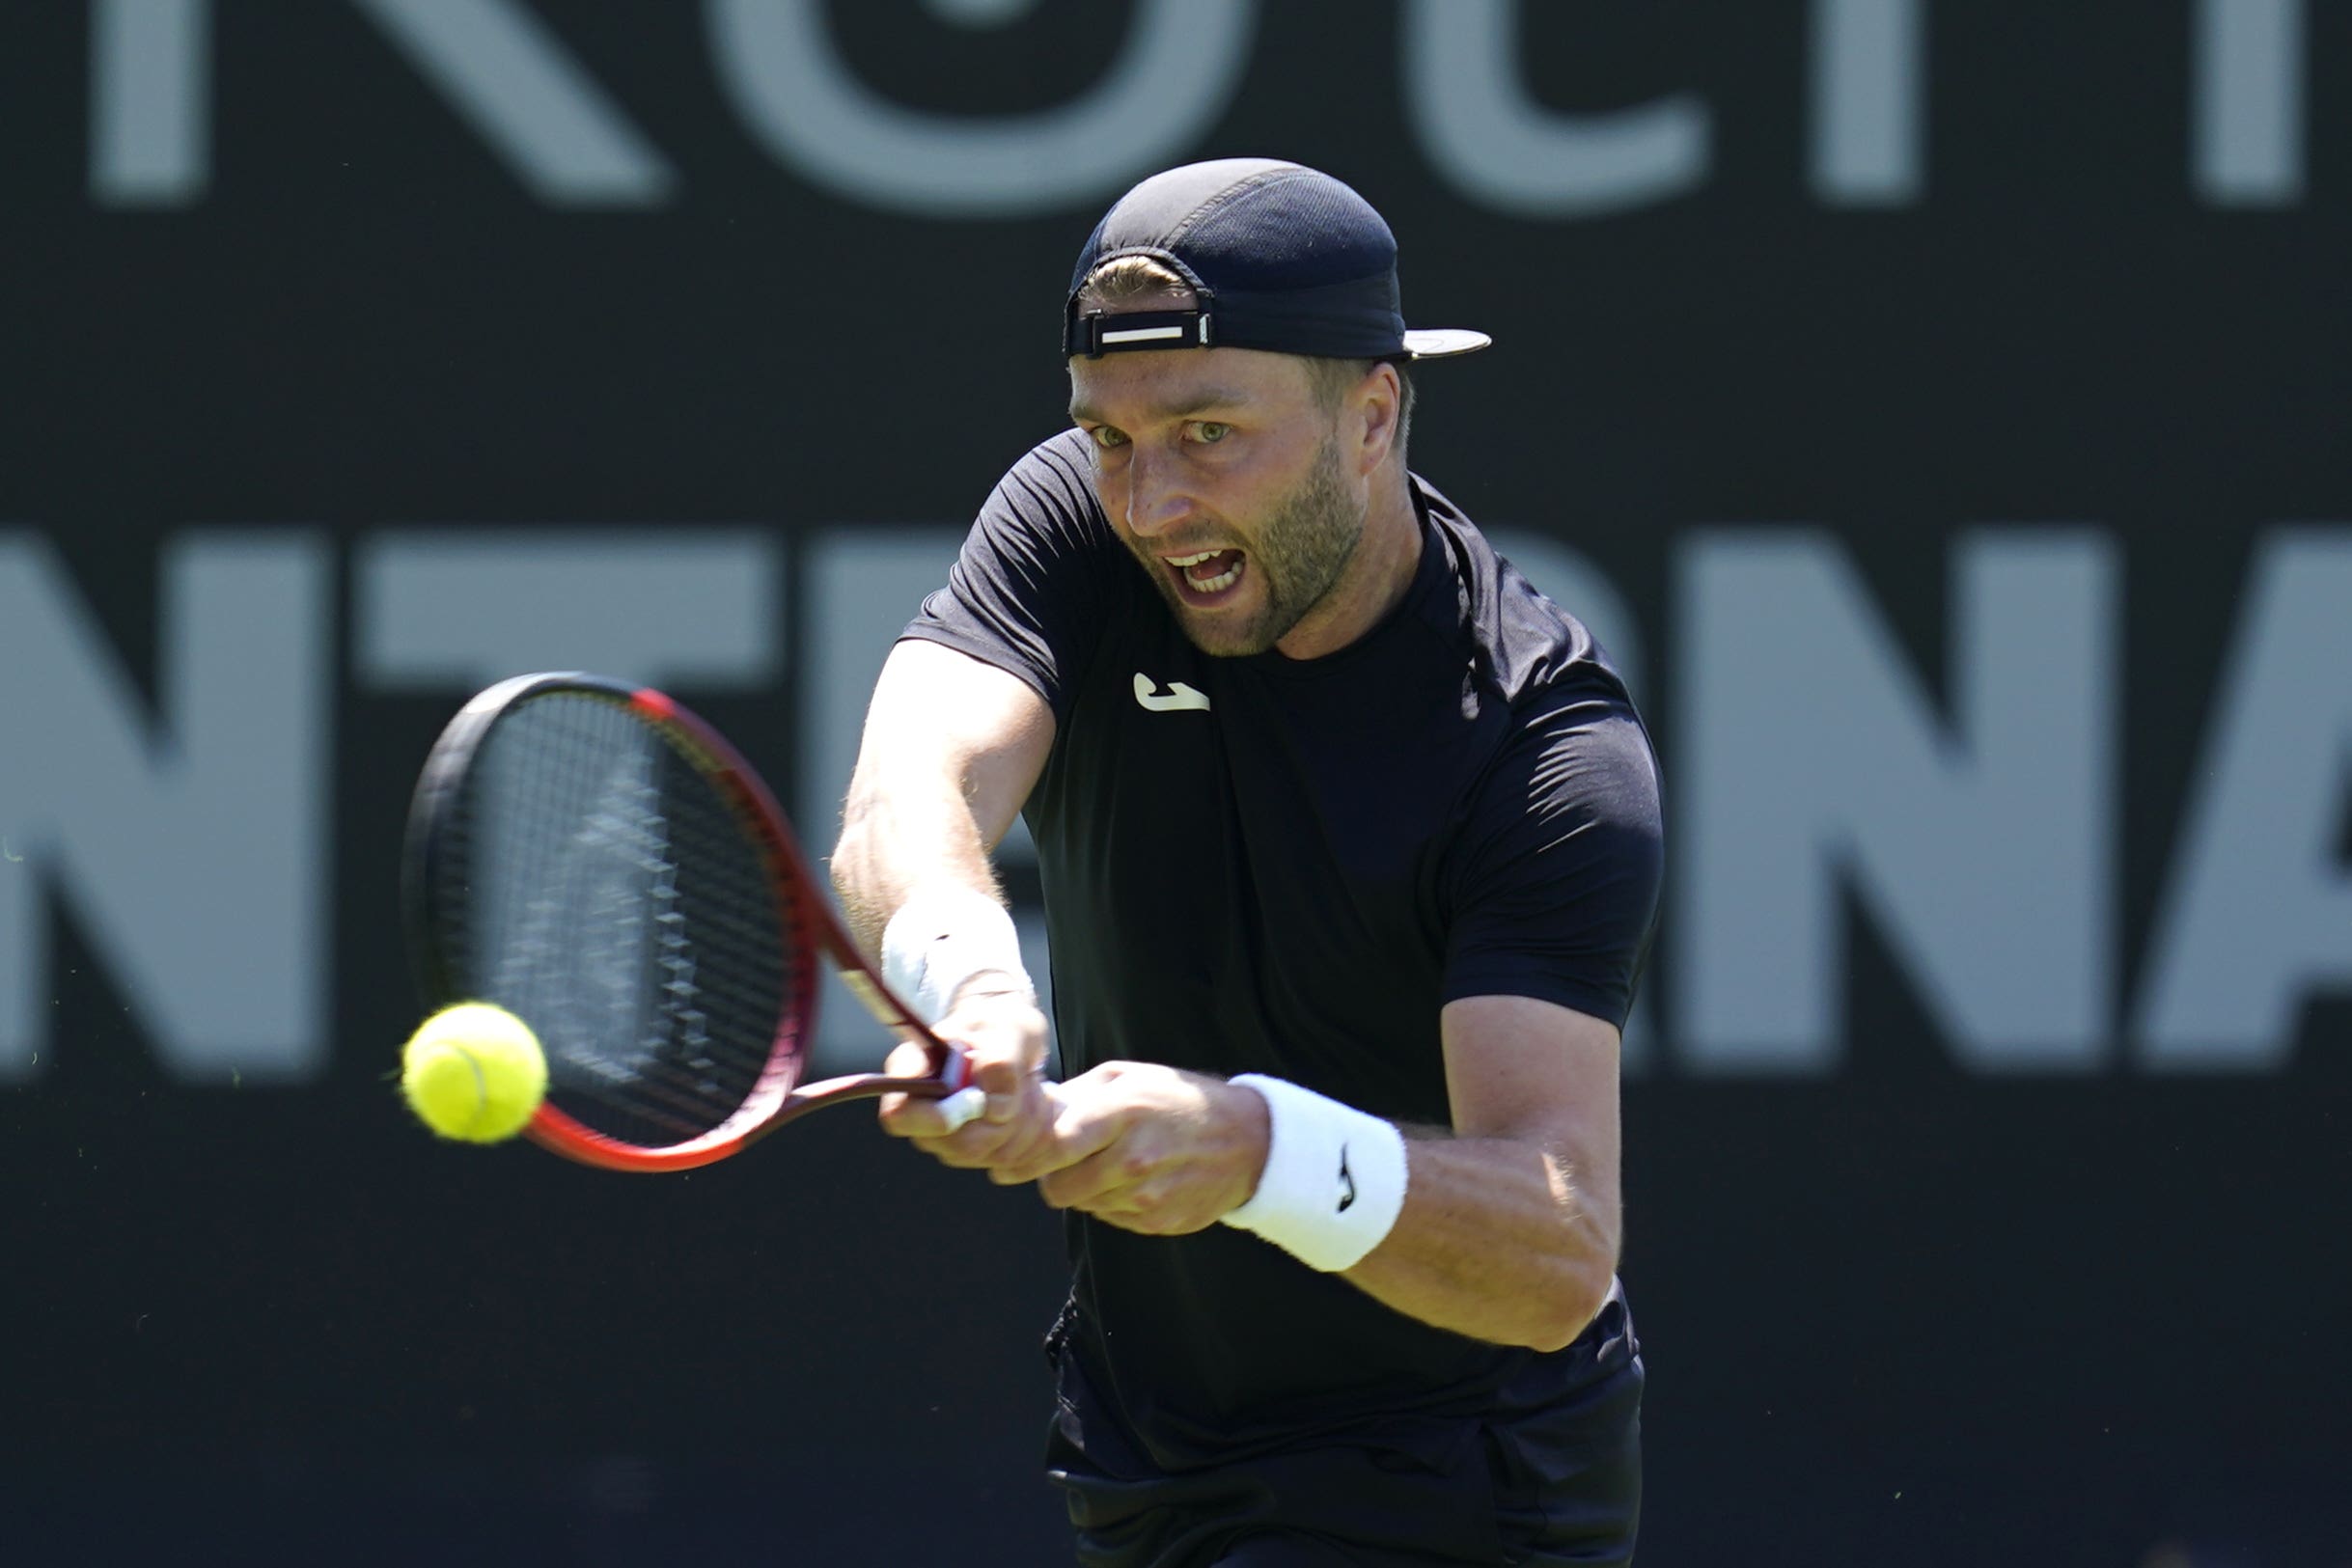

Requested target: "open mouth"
[{"left": 1165, "top": 548, "right": 1247, "bottom": 606}]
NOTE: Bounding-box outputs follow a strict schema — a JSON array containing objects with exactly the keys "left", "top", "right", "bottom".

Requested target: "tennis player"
[{"left": 834, "top": 158, "right": 1662, "bottom": 1567}]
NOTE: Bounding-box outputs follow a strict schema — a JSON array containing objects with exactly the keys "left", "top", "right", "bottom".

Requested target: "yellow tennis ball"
[{"left": 400, "top": 1002, "right": 547, "bottom": 1143}]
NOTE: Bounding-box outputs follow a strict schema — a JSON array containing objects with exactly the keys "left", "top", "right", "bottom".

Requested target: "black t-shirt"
[{"left": 904, "top": 427, "right": 1663, "bottom": 1475}]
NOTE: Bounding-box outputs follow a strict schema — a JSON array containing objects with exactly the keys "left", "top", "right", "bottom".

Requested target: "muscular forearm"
[
  {"left": 1341, "top": 1132, "right": 1619, "bottom": 1354},
  {"left": 1010, "top": 1065, "right": 1622, "bottom": 1354},
  {"left": 832, "top": 776, "right": 1004, "bottom": 958},
  {"left": 829, "top": 640, "right": 1052, "bottom": 958}
]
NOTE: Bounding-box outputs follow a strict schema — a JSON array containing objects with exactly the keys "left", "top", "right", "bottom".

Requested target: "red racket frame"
[{"left": 404, "top": 673, "right": 972, "bottom": 1173}]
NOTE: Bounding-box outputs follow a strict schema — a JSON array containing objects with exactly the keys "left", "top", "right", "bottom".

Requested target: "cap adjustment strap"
[{"left": 1066, "top": 308, "right": 1214, "bottom": 358}]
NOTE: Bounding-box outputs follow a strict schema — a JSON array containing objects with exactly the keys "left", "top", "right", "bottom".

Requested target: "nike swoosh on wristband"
[
  {"left": 1337, "top": 1146, "right": 1356, "bottom": 1212},
  {"left": 1133, "top": 673, "right": 1211, "bottom": 712}
]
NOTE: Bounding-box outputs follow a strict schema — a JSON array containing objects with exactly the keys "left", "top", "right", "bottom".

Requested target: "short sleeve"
[
  {"left": 900, "top": 430, "right": 1121, "bottom": 720},
  {"left": 1440, "top": 698, "right": 1665, "bottom": 1030}
]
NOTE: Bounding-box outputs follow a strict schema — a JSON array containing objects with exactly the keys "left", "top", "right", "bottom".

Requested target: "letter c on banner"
[
  {"left": 706, "top": 0, "right": 1258, "bottom": 217},
  {"left": 1401, "top": 0, "right": 1710, "bottom": 218}
]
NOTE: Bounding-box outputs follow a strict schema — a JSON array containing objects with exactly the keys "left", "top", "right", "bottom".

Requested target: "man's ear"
[{"left": 1354, "top": 363, "right": 1403, "bottom": 475}]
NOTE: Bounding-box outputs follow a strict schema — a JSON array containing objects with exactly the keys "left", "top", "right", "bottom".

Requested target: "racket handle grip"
[
  {"left": 926, "top": 1050, "right": 1065, "bottom": 1135},
  {"left": 929, "top": 1045, "right": 987, "bottom": 1132},
  {"left": 935, "top": 1087, "right": 986, "bottom": 1132}
]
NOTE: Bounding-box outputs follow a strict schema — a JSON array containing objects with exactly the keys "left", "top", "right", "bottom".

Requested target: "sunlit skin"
[{"left": 1068, "top": 333, "right": 1419, "bottom": 660}]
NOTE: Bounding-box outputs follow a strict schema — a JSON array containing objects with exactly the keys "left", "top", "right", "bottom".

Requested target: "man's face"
[{"left": 1068, "top": 345, "right": 1365, "bottom": 658}]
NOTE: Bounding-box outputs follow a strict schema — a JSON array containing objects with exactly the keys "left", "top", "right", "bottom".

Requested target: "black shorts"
[{"left": 1044, "top": 1296, "right": 1644, "bottom": 1567}]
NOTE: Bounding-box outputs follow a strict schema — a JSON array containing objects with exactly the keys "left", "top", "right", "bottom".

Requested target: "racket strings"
[{"left": 442, "top": 692, "right": 800, "bottom": 1150}]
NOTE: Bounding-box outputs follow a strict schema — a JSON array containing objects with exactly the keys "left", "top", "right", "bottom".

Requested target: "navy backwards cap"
[{"left": 1064, "top": 158, "right": 1490, "bottom": 362}]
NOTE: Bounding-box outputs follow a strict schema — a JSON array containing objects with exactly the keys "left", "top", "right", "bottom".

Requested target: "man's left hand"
[{"left": 986, "top": 1061, "right": 1271, "bottom": 1236}]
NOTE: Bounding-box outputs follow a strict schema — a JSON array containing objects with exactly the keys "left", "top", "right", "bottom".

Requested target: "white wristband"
[
  {"left": 879, "top": 885, "right": 1034, "bottom": 1026},
  {"left": 1220, "top": 1075, "right": 1408, "bottom": 1273}
]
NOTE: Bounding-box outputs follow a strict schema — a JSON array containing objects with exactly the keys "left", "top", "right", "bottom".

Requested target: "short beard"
[{"left": 1137, "top": 433, "right": 1365, "bottom": 658}]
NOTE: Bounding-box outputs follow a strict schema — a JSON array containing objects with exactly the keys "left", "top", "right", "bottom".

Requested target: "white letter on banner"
[
  {"left": 797, "top": 528, "right": 1045, "bottom": 1071},
  {"left": 1400, "top": 0, "right": 1709, "bottom": 218},
  {"left": 346, "top": 0, "right": 676, "bottom": 205},
  {"left": 354, "top": 531, "right": 780, "bottom": 693},
  {"left": 2192, "top": 0, "right": 2306, "bottom": 206},
  {"left": 1811, "top": 0, "right": 1927, "bottom": 205},
  {"left": 0, "top": 812, "right": 40, "bottom": 1077},
  {"left": 1676, "top": 530, "right": 2117, "bottom": 1073},
  {"left": 0, "top": 533, "right": 330, "bottom": 1082},
  {"left": 706, "top": 0, "right": 1256, "bottom": 217},
  {"left": 89, "top": 0, "right": 210, "bottom": 206},
  {"left": 2136, "top": 531, "right": 2352, "bottom": 1068}
]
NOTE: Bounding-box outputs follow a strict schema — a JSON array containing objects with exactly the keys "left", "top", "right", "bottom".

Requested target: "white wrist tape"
[
  {"left": 1221, "top": 1075, "right": 1408, "bottom": 1273},
  {"left": 879, "top": 885, "right": 1034, "bottom": 1026}
]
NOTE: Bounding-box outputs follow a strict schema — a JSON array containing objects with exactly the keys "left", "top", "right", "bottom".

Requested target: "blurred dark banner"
[{"left": 3, "top": 4, "right": 2347, "bottom": 1564}]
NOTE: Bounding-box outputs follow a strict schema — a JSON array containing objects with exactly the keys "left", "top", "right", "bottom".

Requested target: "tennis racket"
[{"left": 401, "top": 672, "right": 982, "bottom": 1173}]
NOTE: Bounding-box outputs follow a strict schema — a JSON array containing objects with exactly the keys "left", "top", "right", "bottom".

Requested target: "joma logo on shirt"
[{"left": 1133, "top": 673, "right": 1211, "bottom": 712}]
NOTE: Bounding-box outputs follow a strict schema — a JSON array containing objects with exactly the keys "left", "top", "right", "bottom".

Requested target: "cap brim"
[{"left": 1400, "top": 328, "right": 1491, "bottom": 360}]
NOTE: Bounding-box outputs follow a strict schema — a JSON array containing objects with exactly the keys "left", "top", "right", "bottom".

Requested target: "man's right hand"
[{"left": 876, "top": 981, "right": 1058, "bottom": 1171}]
